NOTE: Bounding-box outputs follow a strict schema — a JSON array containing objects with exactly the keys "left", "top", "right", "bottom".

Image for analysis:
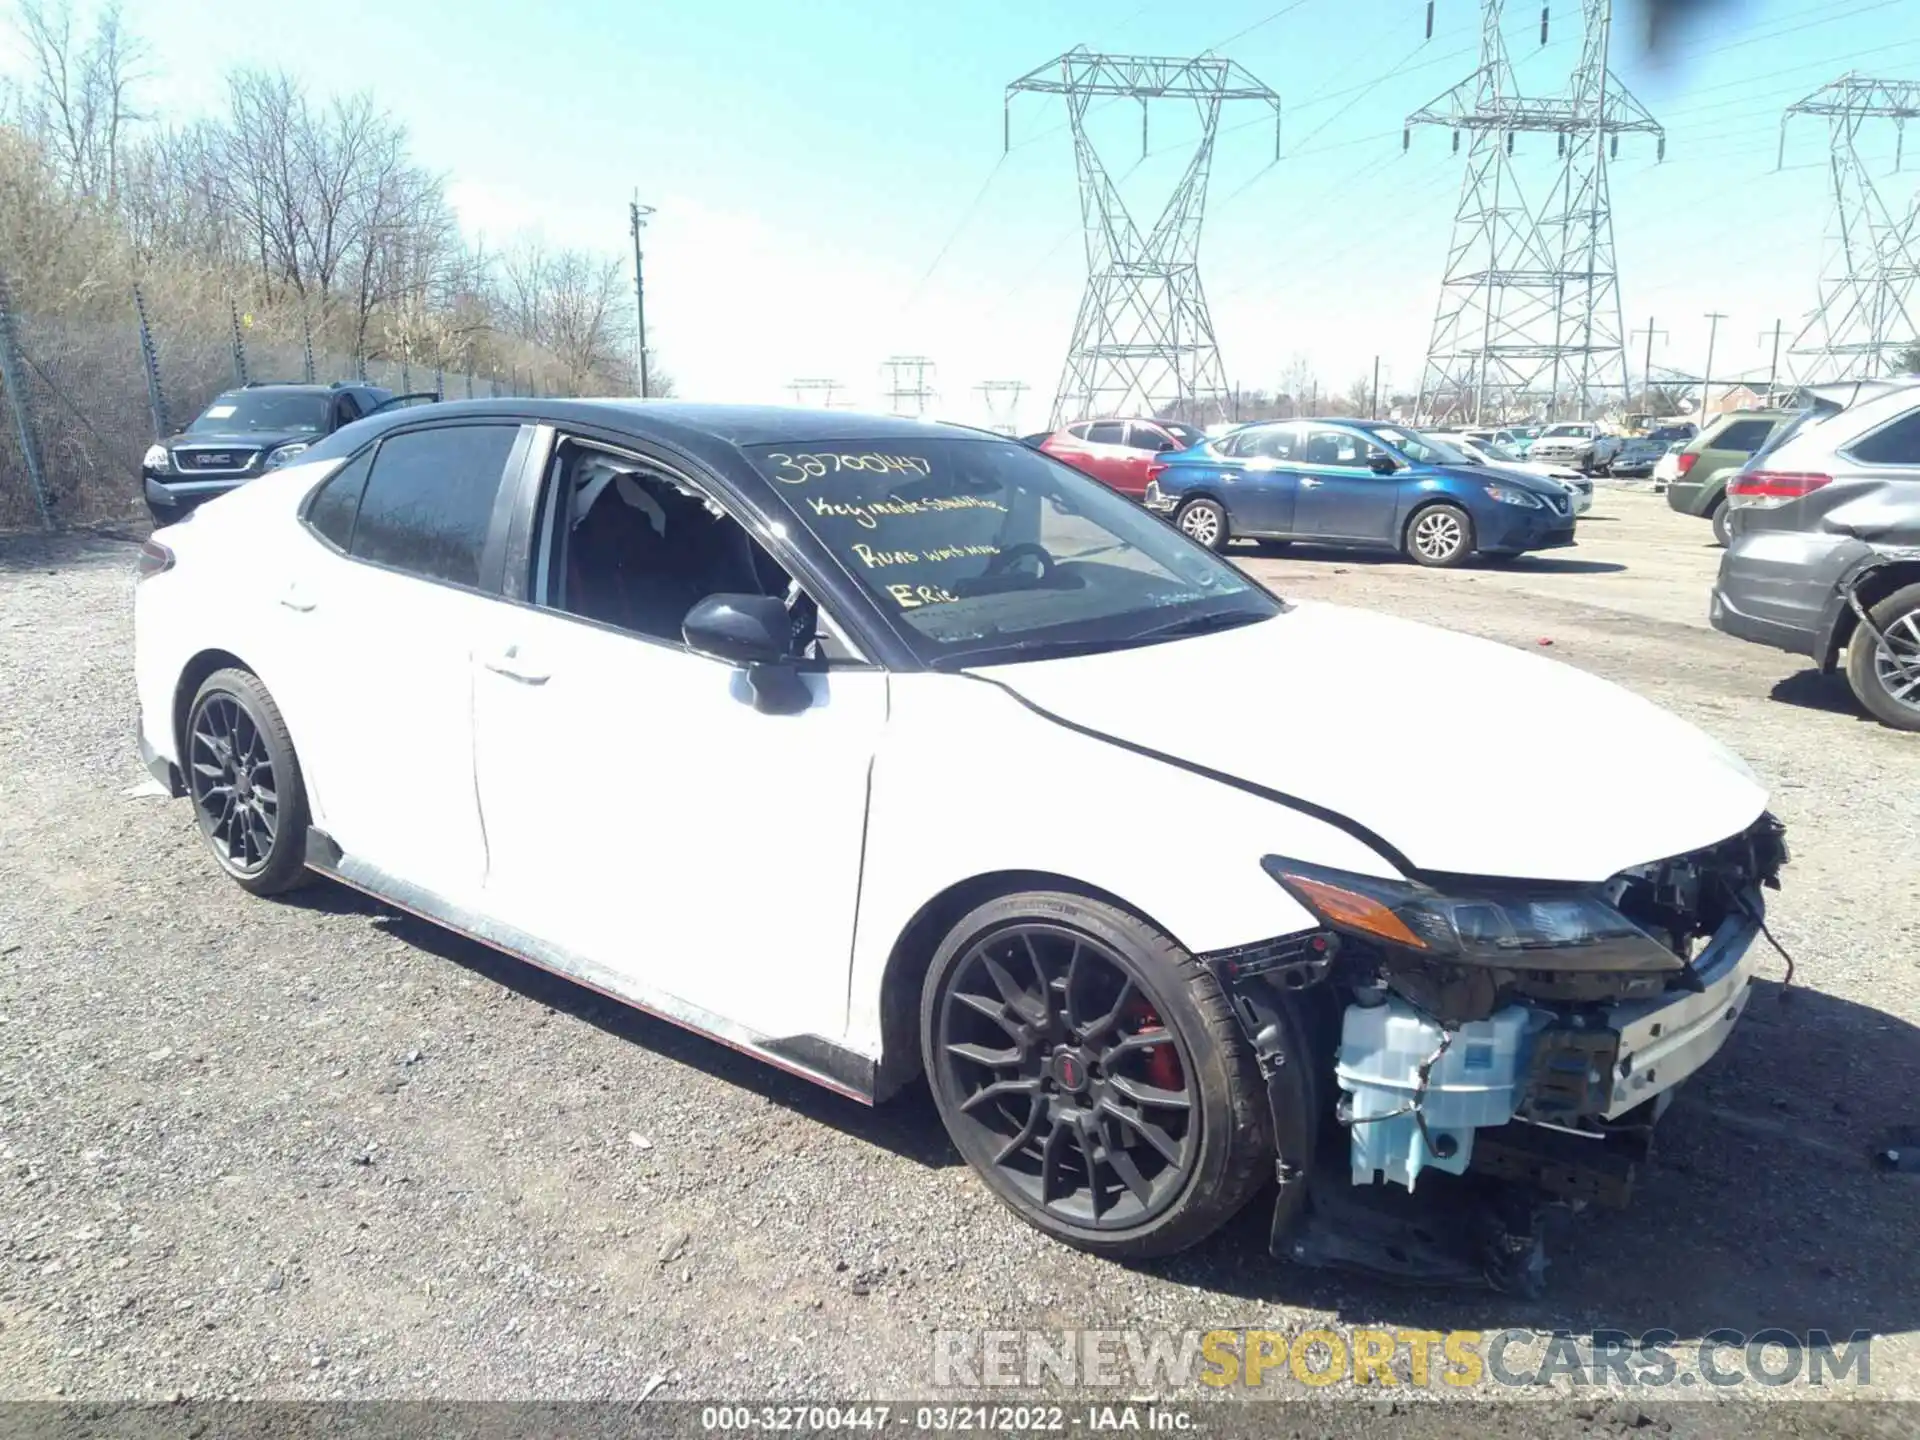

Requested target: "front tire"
[
  {"left": 184, "top": 668, "right": 312, "bottom": 895},
  {"left": 1175, "top": 497, "right": 1228, "bottom": 552},
  {"left": 1845, "top": 583, "right": 1920, "bottom": 732},
  {"left": 1405, "top": 503, "right": 1474, "bottom": 567},
  {"left": 920, "top": 892, "right": 1272, "bottom": 1260}
]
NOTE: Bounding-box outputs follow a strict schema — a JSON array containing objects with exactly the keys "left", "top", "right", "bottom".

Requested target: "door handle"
[
  {"left": 1299, "top": 477, "right": 1323, "bottom": 488},
  {"left": 279, "top": 584, "right": 316, "bottom": 612},
  {"left": 481, "top": 645, "right": 549, "bottom": 685}
]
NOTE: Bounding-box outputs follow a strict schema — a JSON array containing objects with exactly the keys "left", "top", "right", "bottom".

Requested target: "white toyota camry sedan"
[{"left": 133, "top": 400, "right": 1787, "bottom": 1291}]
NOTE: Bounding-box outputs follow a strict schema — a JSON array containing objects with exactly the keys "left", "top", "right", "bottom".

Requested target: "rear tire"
[
  {"left": 183, "top": 668, "right": 312, "bottom": 896},
  {"left": 1845, "top": 583, "right": 1920, "bottom": 732},
  {"left": 920, "top": 891, "right": 1273, "bottom": 1260},
  {"left": 1405, "top": 503, "right": 1474, "bottom": 568},
  {"left": 1709, "top": 496, "right": 1732, "bottom": 547},
  {"left": 1175, "top": 497, "right": 1229, "bottom": 553}
]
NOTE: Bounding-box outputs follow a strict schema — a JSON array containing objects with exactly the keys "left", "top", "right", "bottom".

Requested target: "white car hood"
[{"left": 972, "top": 603, "right": 1767, "bottom": 883}]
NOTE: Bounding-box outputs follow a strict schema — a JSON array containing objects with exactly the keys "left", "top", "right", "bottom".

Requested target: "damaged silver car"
[{"left": 1712, "top": 376, "right": 1920, "bottom": 730}]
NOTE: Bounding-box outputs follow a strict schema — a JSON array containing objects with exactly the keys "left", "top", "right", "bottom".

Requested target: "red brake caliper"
[{"left": 1122, "top": 999, "right": 1184, "bottom": 1092}]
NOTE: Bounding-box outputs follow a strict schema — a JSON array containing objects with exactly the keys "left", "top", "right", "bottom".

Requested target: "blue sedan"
[{"left": 1143, "top": 420, "right": 1578, "bottom": 567}]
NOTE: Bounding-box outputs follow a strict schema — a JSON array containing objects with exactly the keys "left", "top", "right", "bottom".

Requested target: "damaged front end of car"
[{"left": 1202, "top": 812, "right": 1790, "bottom": 1296}]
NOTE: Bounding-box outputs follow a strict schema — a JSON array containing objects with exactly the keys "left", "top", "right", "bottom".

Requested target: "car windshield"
[
  {"left": 1473, "top": 439, "right": 1523, "bottom": 462},
  {"left": 745, "top": 437, "right": 1280, "bottom": 667},
  {"left": 1159, "top": 422, "right": 1206, "bottom": 448},
  {"left": 188, "top": 390, "right": 330, "bottom": 434},
  {"left": 1370, "top": 427, "right": 1475, "bottom": 465}
]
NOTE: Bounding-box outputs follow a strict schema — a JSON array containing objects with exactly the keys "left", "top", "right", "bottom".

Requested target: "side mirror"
[
  {"left": 682, "top": 594, "right": 810, "bottom": 715},
  {"left": 1369, "top": 454, "right": 1400, "bottom": 475}
]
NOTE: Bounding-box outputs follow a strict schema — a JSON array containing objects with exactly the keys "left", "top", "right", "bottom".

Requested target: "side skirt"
[{"left": 303, "top": 827, "right": 879, "bottom": 1104}]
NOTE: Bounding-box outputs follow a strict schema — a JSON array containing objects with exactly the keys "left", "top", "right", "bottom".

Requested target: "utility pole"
[
  {"left": 629, "top": 196, "right": 655, "bottom": 398},
  {"left": 1371, "top": 356, "right": 1382, "bottom": 419},
  {"left": 1760, "top": 319, "right": 1785, "bottom": 400},
  {"left": 1630, "top": 316, "right": 1665, "bottom": 411},
  {"left": 1700, "top": 311, "right": 1727, "bottom": 420},
  {"left": 1007, "top": 48, "right": 1281, "bottom": 427}
]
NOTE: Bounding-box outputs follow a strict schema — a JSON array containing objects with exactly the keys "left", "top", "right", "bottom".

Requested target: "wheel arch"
[
  {"left": 1402, "top": 494, "right": 1475, "bottom": 549},
  {"left": 1820, "top": 559, "right": 1920, "bottom": 670},
  {"left": 171, "top": 648, "right": 255, "bottom": 763},
  {"left": 871, "top": 868, "right": 1187, "bottom": 1102}
]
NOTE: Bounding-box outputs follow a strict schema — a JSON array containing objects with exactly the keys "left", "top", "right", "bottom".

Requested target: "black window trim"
[
  {"left": 1840, "top": 404, "right": 1920, "bottom": 468},
  {"left": 295, "top": 418, "right": 531, "bottom": 599},
  {"left": 493, "top": 422, "right": 880, "bottom": 670}
]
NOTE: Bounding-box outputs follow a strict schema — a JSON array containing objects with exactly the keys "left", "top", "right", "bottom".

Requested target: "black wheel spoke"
[
  {"left": 992, "top": 1100, "right": 1048, "bottom": 1165},
  {"left": 1106, "top": 1073, "right": 1191, "bottom": 1111},
  {"left": 1106, "top": 1142, "right": 1155, "bottom": 1207},
  {"left": 981, "top": 951, "right": 1035, "bottom": 1020},
  {"left": 1076, "top": 977, "right": 1136, "bottom": 1044},
  {"left": 951, "top": 987, "right": 1024, "bottom": 1038},
  {"left": 1073, "top": 1119, "right": 1105, "bottom": 1220},
  {"left": 960, "top": 1076, "right": 1042, "bottom": 1115},
  {"left": 1039, "top": 1123, "right": 1070, "bottom": 1206},
  {"left": 946, "top": 1040, "right": 1021, "bottom": 1070},
  {"left": 1100, "top": 1099, "right": 1185, "bottom": 1168}
]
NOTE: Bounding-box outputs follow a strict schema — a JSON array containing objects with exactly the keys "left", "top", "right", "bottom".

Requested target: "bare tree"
[{"left": 10, "top": 0, "right": 148, "bottom": 202}]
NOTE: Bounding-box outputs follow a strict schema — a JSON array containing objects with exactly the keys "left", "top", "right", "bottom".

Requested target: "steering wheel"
[{"left": 983, "top": 543, "right": 1054, "bottom": 586}]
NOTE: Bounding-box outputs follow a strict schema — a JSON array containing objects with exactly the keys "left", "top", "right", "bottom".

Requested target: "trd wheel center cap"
[
  {"left": 1049, "top": 1050, "right": 1091, "bottom": 1094},
  {"left": 234, "top": 770, "right": 252, "bottom": 800}
]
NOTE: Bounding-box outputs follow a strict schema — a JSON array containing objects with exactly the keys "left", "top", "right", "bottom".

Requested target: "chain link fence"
[{"left": 0, "top": 279, "right": 559, "bottom": 531}]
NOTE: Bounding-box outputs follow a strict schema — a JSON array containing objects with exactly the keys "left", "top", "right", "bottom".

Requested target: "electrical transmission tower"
[
  {"left": 976, "top": 379, "right": 1028, "bottom": 435},
  {"left": 789, "top": 378, "right": 842, "bottom": 408},
  {"left": 882, "top": 355, "right": 937, "bottom": 416},
  {"left": 1007, "top": 47, "right": 1281, "bottom": 429},
  {"left": 1779, "top": 75, "right": 1920, "bottom": 384},
  {"left": 1408, "top": 0, "right": 1661, "bottom": 425}
]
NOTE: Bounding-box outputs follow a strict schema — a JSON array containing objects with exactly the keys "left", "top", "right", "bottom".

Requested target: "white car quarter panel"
[{"left": 842, "top": 672, "right": 1385, "bottom": 1060}]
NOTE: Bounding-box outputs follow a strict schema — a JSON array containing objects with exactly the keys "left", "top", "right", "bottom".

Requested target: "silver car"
[{"left": 1709, "top": 377, "right": 1920, "bottom": 730}]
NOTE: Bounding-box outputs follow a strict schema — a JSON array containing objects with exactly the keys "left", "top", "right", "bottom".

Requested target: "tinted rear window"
[
  {"left": 1849, "top": 410, "right": 1920, "bottom": 465},
  {"left": 350, "top": 425, "right": 519, "bottom": 588}
]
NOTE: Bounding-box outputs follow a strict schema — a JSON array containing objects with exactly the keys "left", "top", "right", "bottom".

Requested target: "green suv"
[{"left": 1666, "top": 409, "right": 1796, "bottom": 545}]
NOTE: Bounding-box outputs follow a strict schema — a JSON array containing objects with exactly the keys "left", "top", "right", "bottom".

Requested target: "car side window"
[
  {"left": 349, "top": 424, "right": 520, "bottom": 589},
  {"left": 304, "top": 450, "right": 373, "bottom": 551},
  {"left": 1711, "top": 420, "right": 1773, "bottom": 454},
  {"left": 536, "top": 440, "right": 835, "bottom": 660},
  {"left": 1846, "top": 410, "right": 1920, "bottom": 466},
  {"left": 1085, "top": 421, "right": 1127, "bottom": 445},
  {"left": 333, "top": 392, "right": 362, "bottom": 428},
  {"left": 1248, "top": 426, "right": 1300, "bottom": 462},
  {"left": 1066, "top": 422, "right": 1092, "bottom": 440},
  {"left": 1300, "top": 427, "right": 1367, "bottom": 467},
  {"left": 1125, "top": 423, "right": 1173, "bottom": 453}
]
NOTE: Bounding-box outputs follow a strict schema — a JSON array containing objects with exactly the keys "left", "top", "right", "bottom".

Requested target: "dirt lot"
[{"left": 0, "top": 490, "right": 1916, "bottom": 1416}]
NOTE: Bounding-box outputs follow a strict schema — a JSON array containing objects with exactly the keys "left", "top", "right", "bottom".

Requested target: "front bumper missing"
[{"left": 1204, "top": 892, "right": 1768, "bottom": 1294}]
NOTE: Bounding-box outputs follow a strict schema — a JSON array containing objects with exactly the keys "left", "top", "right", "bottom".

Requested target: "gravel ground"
[{"left": 0, "top": 491, "right": 1916, "bottom": 1420}]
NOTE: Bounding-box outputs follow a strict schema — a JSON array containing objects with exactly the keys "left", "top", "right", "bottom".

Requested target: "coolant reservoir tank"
[{"left": 1336, "top": 996, "right": 1531, "bottom": 1191}]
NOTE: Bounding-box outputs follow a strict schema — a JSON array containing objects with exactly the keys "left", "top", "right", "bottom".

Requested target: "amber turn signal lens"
[{"left": 1277, "top": 874, "right": 1428, "bottom": 949}]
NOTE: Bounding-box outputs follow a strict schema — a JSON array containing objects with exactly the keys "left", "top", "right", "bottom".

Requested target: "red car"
[{"left": 1037, "top": 417, "right": 1209, "bottom": 499}]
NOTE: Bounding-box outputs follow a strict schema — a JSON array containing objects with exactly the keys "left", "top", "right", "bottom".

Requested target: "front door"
[
  {"left": 1293, "top": 425, "right": 1401, "bottom": 544},
  {"left": 470, "top": 438, "right": 887, "bottom": 1047}
]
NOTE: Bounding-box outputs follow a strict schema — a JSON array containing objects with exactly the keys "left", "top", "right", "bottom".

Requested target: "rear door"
[
  {"left": 1226, "top": 423, "right": 1304, "bottom": 534},
  {"left": 279, "top": 421, "right": 531, "bottom": 905},
  {"left": 1292, "top": 426, "right": 1401, "bottom": 544},
  {"left": 1111, "top": 422, "right": 1179, "bottom": 498}
]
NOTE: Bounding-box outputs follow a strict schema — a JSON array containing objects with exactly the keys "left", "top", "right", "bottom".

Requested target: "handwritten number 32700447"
[{"left": 764, "top": 452, "right": 933, "bottom": 485}]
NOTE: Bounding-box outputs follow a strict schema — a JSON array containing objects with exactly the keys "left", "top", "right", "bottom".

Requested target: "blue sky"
[{"left": 39, "top": 0, "right": 1920, "bottom": 424}]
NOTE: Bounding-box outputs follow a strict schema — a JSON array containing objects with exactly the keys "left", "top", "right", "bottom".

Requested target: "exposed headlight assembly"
[
  {"left": 142, "top": 443, "right": 170, "bottom": 472},
  {"left": 1261, "top": 858, "right": 1682, "bottom": 974},
  {"left": 264, "top": 442, "right": 311, "bottom": 470},
  {"left": 1482, "top": 481, "right": 1543, "bottom": 508}
]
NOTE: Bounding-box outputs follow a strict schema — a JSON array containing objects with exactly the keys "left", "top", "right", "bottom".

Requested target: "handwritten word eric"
[
  {"left": 804, "top": 493, "right": 1008, "bottom": 531},
  {"left": 850, "top": 541, "right": 998, "bottom": 570},
  {"left": 764, "top": 452, "right": 933, "bottom": 485},
  {"left": 887, "top": 583, "right": 960, "bottom": 609}
]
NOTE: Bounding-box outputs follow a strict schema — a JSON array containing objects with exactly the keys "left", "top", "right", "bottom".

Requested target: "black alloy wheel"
[
  {"left": 931, "top": 921, "right": 1199, "bottom": 1231},
  {"left": 185, "top": 669, "right": 311, "bottom": 894}
]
